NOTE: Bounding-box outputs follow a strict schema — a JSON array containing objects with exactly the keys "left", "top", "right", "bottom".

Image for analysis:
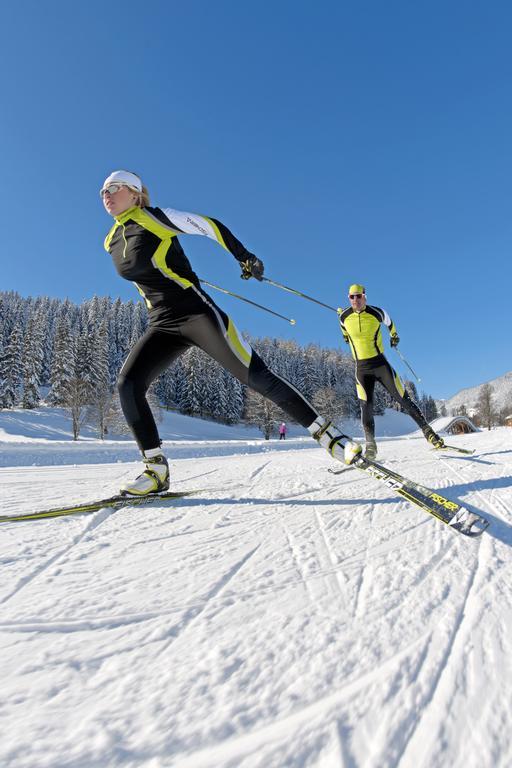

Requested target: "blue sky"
[{"left": 1, "top": 1, "right": 511, "bottom": 400}]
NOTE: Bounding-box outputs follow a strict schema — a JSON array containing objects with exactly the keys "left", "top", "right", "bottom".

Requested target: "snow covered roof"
[{"left": 429, "top": 415, "right": 480, "bottom": 434}]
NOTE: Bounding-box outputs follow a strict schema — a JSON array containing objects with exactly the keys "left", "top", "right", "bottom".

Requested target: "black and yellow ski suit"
[
  {"left": 104, "top": 205, "right": 317, "bottom": 450},
  {"left": 338, "top": 304, "right": 429, "bottom": 443}
]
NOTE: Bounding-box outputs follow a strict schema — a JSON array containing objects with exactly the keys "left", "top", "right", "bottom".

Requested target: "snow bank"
[{"left": 0, "top": 406, "right": 419, "bottom": 467}]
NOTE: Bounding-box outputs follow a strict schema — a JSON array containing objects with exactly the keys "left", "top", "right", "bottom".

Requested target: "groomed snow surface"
[{"left": 1, "top": 409, "right": 511, "bottom": 768}]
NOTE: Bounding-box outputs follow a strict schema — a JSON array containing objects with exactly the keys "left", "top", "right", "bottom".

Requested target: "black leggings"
[
  {"left": 356, "top": 358, "right": 428, "bottom": 441},
  {"left": 118, "top": 305, "right": 317, "bottom": 451}
]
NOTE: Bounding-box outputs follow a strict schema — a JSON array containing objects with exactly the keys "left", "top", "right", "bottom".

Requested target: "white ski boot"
[
  {"left": 308, "top": 416, "right": 362, "bottom": 465},
  {"left": 365, "top": 439, "right": 378, "bottom": 461},
  {"left": 120, "top": 448, "right": 170, "bottom": 496}
]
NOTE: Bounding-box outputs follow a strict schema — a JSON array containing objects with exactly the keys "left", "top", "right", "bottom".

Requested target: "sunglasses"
[
  {"left": 100, "top": 183, "right": 131, "bottom": 197},
  {"left": 349, "top": 293, "right": 364, "bottom": 299}
]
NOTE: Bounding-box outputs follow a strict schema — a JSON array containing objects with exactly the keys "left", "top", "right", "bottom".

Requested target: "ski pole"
[
  {"left": 199, "top": 279, "right": 297, "bottom": 325},
  {"left": 395, "top": 348, "right": 421, "bottom": 383},
  {"left": 261, "top": 276, "right": 338, "bottom": 313}
]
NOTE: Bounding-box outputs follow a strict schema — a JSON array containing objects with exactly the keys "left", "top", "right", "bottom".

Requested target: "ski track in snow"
[
  {"left": 0, "top": 505, "right": 118, "bottom": 606},
  {"left": 1, "top": 430, "right": 512, "bottom": 767}
]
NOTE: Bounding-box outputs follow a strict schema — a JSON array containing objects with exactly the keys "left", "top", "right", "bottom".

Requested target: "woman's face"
[{"left": 101, "top": 184, "right": 139, "bottom": 216}]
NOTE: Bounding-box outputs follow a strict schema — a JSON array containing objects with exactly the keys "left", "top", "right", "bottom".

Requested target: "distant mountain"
[{"left": 438, "top": 371, "right": 512, "bottom": 416}]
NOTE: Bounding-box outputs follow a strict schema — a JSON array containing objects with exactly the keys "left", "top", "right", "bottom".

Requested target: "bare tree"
[
  {"left": 87, "top": 388, "right": 114, "bottom": 440},
  {"left": 104, "top": 391, "right": 133, "bottom": 436},
  {"left": 497, "top": 401, "right": 512, "bottom": 427},
  {"left": 66, "top": 378, "right": 91, "bottom": 440},
  {"left": 244, "top": 390, "right": 285, "bottom": 440},
  {"left": 476, "top": 383, "right": 495, "bottom": 430},
  {"left": 312, "top": 386, "right": 345, "bottom": 422}
]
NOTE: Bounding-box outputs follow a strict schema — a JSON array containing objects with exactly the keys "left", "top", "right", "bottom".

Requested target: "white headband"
[{"left": 103, "top": 170, "right": 142, "bottom": 191}]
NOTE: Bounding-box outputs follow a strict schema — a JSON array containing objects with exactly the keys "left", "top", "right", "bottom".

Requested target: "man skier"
[{"left": 338, "top": 283, "right": 444, "bottom": 460}]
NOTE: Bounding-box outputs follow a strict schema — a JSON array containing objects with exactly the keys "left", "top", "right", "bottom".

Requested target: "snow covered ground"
[
  {"left": 0, "top": 406, "right": 416, "bottom": 467},
  {"left": 1, "top": 409, "right": 511, "bottom": 767}
]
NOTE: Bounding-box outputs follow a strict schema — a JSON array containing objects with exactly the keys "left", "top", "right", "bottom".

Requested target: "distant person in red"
[{"left": 279, "top": 422, "right": 287, "bottom": 440}]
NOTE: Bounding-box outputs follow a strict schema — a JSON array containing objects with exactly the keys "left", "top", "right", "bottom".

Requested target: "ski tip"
[
  {"left": 461, "top": 519, "right": 490, "bottom": 537},
  {"left": 450, "top": 512, "right": 490, "bottom": 538}
]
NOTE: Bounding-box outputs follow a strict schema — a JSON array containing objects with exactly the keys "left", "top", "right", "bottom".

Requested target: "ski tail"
[
  {"left": 0, "top": 490, "right": 197, "bottom": 523},
  {"left": 433, "top": 444, "right": 475, "bottom": 455}
]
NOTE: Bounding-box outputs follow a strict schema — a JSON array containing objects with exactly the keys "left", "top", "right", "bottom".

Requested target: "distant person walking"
[
  {"left": 279, "top": 422, "right": 287, "bottom": 440},
  {"left": 101, "top": 170, "right": 362, "bottom": 495},
  {"left": 338, "top": 283, "right": 444, "bottom": 460}
]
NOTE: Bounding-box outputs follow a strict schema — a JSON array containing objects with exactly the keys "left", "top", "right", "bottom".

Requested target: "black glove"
[
  {"left": 240, "top": 254, "right": 264, "bottom": 281},
  {"left": 390, "top": 334, "right": 400, "bottom": 348}
]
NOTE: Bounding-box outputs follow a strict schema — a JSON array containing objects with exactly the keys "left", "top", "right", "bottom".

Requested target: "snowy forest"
[{"left": 0, "top": 291, "right": 438, "bottom": 438}]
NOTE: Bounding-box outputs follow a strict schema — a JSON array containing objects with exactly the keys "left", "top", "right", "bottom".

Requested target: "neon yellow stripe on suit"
[
  {"left": 226, "top": 318, "right": 252, "bottom": 366},
  {"left": 393, "top": 368, "right": 405, "bottom": 397},
  {"left": 104, "top": 223, "right": 119, "bottom": 250},
  {"left": 204, "top": 216, "right": 228, "bottom": 250},
  {"left": 152, "top": 241, "right": 195, "bottom": 289},
  {"left": 112, "top": 207, "right": 194, "bottom": 289},
  {"left": 129, "top": 207, "right": 181, "bottom": 238},
  {"left": 134, "top": 283, "right": 153, "bottom": 309},
  {"left": 356, "top": 377, "right": 367, "bottom": 401}
]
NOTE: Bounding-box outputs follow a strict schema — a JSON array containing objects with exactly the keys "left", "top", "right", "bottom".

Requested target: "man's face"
[{"left": 349, "top": 291, "right": 367, "bottom": 312}]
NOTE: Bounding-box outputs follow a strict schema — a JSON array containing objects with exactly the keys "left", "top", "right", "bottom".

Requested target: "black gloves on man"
[
  {"left": 240, "top": 254, "right": 264, "bottom": 281},
  {"left": 390, "top": 334, "right": 400, "bottom": 348}
]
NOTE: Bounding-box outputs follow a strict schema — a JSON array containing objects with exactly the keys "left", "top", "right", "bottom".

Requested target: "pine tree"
[
  {"left": 335, "top": 354, "right": 359, "bottom": 417},
  {"left": 75, "top": 310, "right": 94, "bottom": 403},
  {"left": 404, "top": 380, "right": 419, "bottom": 405},
  {"left": 179, "top": 347, "right": 206, "bottom": 416},
  {"left": 110, "top": 298, "right": 132, "bottom": 387},
  {"left": 0, "top": 290, "right": 442, "bottom": 431},
  {"left": 426, "top": 395, "right": 438, "bottom": 421},
  {"left": 0, "top": 323, "right": 23, "bottom": 408},
  {"left": 130, "top": 302, "right": 148, "bottom": 345},
  {"left": 22, "top": 309, "right": 45, "bottom": 408},
  {"left": 47, "top": 316, "right": 75, "bottom": 406},
  {"left": 87, "top": 318, "right": 112, "bottom": 439},
  {"left": 222, "top": 370, "right": 245, "bottom": 424},
  {"left": 301, "top": 344, "right": 322, "bottom": 401},
  {"left": 0, "top": 294, "right": 6, "bottom": 352},
  {"left": 32, "top": 296, "right": 56, "bottom": 387}
]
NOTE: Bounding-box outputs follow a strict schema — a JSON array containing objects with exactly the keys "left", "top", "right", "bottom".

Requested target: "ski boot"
[
  {"left": 120, "top": 448, "right": 170, "bottom": 496},
  {"left": 422, "top": 426, "right": 445, "bottom": 450},
  {"left": 308, "top": 416, "right": 363, "bottom": 465},
  {"left": 365, "top": 439, "right": 378, "bottom": 461}
]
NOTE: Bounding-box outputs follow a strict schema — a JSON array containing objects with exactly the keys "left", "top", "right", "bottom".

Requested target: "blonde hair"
[
  {"left": 128, "top": 184, "right": 150, "bottom": 207},
  {"left": 137, "top": 184, "right": 150, "bottom": 207},
  {"left": 124, "top": 170, "right": 150, "bottom": 208}
]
